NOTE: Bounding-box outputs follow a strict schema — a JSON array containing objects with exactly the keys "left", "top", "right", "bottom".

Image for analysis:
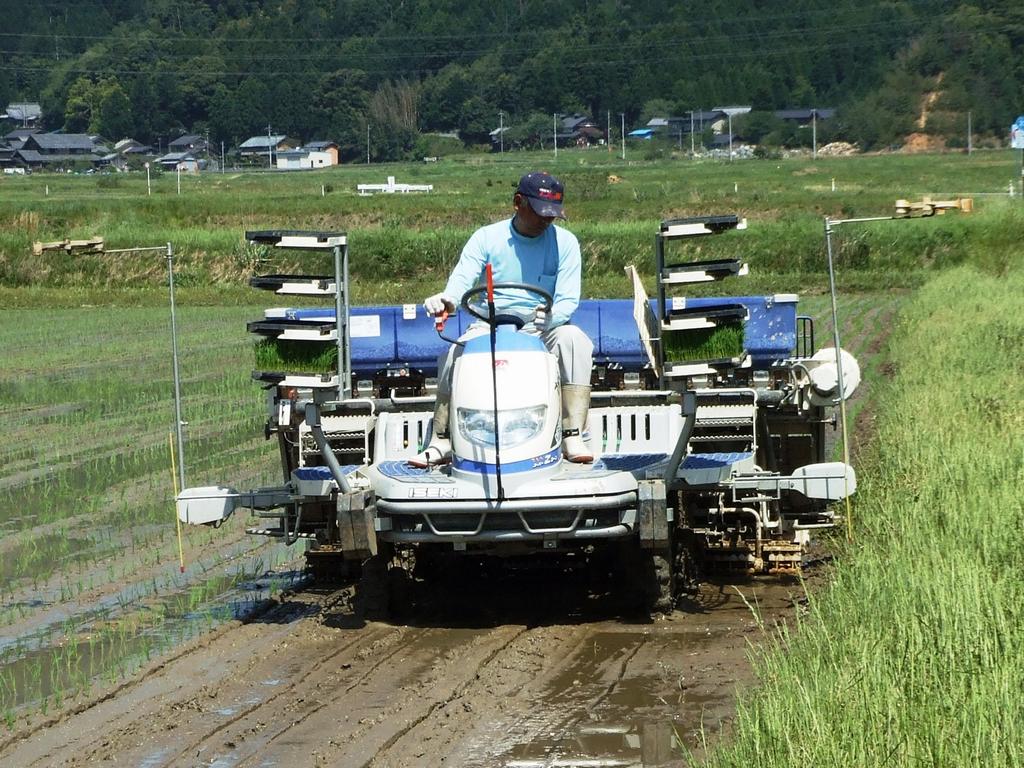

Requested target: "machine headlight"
[{"left": 457, "top": 405, "right": 547, "bottom": 448}]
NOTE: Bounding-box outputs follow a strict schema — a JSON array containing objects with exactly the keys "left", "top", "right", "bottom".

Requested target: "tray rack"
[
  {"left": 654, "top": 215, "right": 751, "bottom": 384},
  {"left": 245, "top": 230, "right": 350, "bottom": 398}
]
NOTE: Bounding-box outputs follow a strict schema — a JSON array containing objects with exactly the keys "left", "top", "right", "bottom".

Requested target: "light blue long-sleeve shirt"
[{"left": 443, "top": 218, "right": 582, "bottom": 327}]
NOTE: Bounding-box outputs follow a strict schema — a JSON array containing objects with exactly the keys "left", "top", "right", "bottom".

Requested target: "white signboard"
[{"left": 1012, "top": 116, "right": 1024, "bottom": 150}]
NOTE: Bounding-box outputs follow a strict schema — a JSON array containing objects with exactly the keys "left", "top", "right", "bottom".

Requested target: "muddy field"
[
  {"left": 0, "top": 566, "right": 810, "bottom": 768},
  {"left": 0, "top": 293, "right": 897, "bottom": 766}
]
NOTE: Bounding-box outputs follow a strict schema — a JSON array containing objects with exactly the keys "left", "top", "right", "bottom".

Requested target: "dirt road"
[{"left": 0, "top": 566, "right": 806, "bottom": 768}]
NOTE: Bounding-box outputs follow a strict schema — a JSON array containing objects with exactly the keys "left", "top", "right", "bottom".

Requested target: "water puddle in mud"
[{"left": 475, "top": 621, "right": 754, "bottom": 767}]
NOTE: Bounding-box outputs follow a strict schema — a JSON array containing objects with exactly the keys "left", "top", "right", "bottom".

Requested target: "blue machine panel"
[
  {"left": 262, "top": 296, "right": 798, "bottom": 377},
  {"left": 351, "top": 307, "right": 397, "bottom": 371},
  {"left": 395, "top": 304, "right": 453, "bottom": 373}
]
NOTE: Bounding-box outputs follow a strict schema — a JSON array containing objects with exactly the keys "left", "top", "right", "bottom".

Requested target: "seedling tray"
[{"left": 254, "top": 338, "right": 338, "bottom": 374}]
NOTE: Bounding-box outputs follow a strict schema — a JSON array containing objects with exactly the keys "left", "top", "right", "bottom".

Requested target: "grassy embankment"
[
  {"left": 705, "top": 265, "right": 1024, "bottom": 765},
  {"left": 0, "top": 150, "right": 1019, "bottom": 307}
]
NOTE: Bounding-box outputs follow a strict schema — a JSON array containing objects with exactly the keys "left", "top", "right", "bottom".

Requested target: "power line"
[
  {"left": 0, "top": 16, "right": 975, "bottom": 81},
  {"left": 0, "top": 0, "right": 951, "bottom": 44},
  {"left": 0, "top": 17, "right": 926, "bottom": 64}
]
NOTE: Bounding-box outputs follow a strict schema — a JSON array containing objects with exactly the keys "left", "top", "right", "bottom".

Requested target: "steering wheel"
[{"left": 461, "top": 282, "right": 554, "bottom": 327}]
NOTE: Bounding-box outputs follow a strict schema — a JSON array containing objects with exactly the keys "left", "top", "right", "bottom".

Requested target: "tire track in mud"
[
  {"left": 365, "top": 622, "right": 601, "bottom": 768},
  {"left": 276, "top": 624, "right": 530, "bottom": 768},
  {"left": 1, "top": 576, "right": 789, "bottom": 768},
  {"left": 162, "top": 621, "right": 425, "bottom": 767},
  {"left": 0, "top": 586, "right": 357, "bottom": 766}
]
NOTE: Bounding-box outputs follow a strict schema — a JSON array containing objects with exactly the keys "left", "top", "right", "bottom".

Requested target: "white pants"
[{"left": 436, "top": 322, "right": 594, "bottom": 397}]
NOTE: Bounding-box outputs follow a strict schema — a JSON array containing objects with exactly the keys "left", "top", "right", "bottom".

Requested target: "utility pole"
[
  {"left": 220, "top": 141, "right": 225, "bottom": 173},
  {"left": 812, "top": 109, "right": 818, "bottom": 160},
  {"left": 690, "top": 110, "right": 694, "bottom": 158},
  {"left": 620, "top": 113, "right": 626, "bottom": 161},
  {"left": 266, "top": 124, "right": 273, "bottom": 168},
  {"left": 967, "top": 111, "right": 973, "bottom": 155},
  {"left": 553, "top": 113, "right": 558, "bottom": 159},
  {"left": 366, "top": 122, "right": 370, "bottom": 164},
  {"left": 499, "top": 111, "right": 504, "bottom": 154},
  {"left": 607, "top": 110, "right": 611, "bottom": 153},
  {"left": 728, "top": 113, "right": 733, "bottom": 162}
]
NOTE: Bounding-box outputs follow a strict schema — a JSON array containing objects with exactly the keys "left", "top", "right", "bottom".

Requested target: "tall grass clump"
[{"left": 704, "top": 265, "right": 1024, "bottom": 767}]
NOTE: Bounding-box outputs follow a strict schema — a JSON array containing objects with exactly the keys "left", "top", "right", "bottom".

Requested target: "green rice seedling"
[
  {"left": 704, "top": 266, "right": 1024, "bottom": 767},
  {"left": 252, "top": 337, "right": 338, "bottom": 374},
  {"left": 661, "top": 322, "right": 745, "bottom": 363}
]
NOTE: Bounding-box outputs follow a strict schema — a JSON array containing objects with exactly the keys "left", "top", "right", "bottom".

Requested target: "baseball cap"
[{"left": 516, "top": 171, "right": 567, "bottom": 219}]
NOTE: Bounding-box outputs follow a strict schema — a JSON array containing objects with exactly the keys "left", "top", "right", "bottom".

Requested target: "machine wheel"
[
  {"left": 617, "top": 541, "right": 676, "bottom": 615},
  {"left": 305, "top": 548, "right": 361, "bottom": 584},
  {"left": 647, "top": 552, "right": 676, "bottom": 615},
  {"left": 357, "top": 545, "right": 394, "bottom": 621},
  {"left": 673, "top": 534, "right": 701, "bottom": 595}
]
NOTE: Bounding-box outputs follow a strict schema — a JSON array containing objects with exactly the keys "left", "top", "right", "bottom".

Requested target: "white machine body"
[{"left": 449, "top": 326, "right": 564, "bottom": 494}]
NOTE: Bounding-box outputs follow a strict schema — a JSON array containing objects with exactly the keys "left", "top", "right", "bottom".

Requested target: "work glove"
[
  {"left": 532, "top": 304, "right": 553, "bottom": 331},
  {"left": 424, "top": 293, "right": 455, "bottom": 316}
]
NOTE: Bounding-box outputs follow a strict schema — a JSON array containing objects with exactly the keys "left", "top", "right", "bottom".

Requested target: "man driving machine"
[{"left": 411, "top": 170, "right": 594, "bottom": 466}]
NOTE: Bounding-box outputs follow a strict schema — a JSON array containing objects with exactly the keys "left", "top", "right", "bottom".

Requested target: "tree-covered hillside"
[{"left": 1, "top": 0, "right": 1022, "bottom": 158}]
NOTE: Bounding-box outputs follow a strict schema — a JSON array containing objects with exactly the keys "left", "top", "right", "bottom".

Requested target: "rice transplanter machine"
[{"left": 177, "top": 217, "right": 859, "bottom": 612}]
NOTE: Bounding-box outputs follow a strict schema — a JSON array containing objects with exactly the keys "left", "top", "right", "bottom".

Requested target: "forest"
[{"left": 2, "top": 0, "right": 1023, "bottom": 160}]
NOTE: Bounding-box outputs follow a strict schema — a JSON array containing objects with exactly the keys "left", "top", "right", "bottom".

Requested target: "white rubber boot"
[
  {"left": 561, "top": 384, "right": 594, "bottom": 464},
  {"left": 408, "top": 396, "right": 451, "bottom": 467}
]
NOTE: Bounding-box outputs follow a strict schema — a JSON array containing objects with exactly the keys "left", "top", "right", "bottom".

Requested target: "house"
[
  {"left": 561, "top": 114, "right": 604, "bottom": 146},
  {"left": 303, "top": 141, "right": 339, "bottom": 165},
  {"left": 14, "top": 133, "right": 102, "bottom": 170},
  {"left": 238, "top": 134, "right": 298, "bottom": 163},
  {"left": 3, "top": 102, "right": 42, "bottom": 126},
  {"left": 774, "top": 108, "right": 836, "bottom": 125},
  {"left": 645, "top": 110, "right": 728, "bottom": 136},
  {"left": 4, "top": 128, "right": 39, "bottom": 150},
  {"left": 155, "top": 151, "right": 201, "bottom": 173},
  {"left": 277, "top": 141, "right": 339, "bottom": 170},
  {"left": 114, "top": 138, "right": 154, "bottom": 156},
  {"left": 0, "top": 141, "right": 16, "bottom": 169},
  {"left": 167, "top": 133, "right": 208, "bottom": 155},
  {"left": 488, "top": 126, "right": 511, "bottom": 151},
  {"left": 91, "top": 138, "right": 155, "bottom": 172}
]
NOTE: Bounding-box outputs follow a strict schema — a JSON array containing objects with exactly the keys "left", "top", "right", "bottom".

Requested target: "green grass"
[
  {"left": 702, "top": 266, "right": 1024, "bottom": 766},
  {"left": 2, "top": 151, "right": 1022, "bottom": 299}
]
